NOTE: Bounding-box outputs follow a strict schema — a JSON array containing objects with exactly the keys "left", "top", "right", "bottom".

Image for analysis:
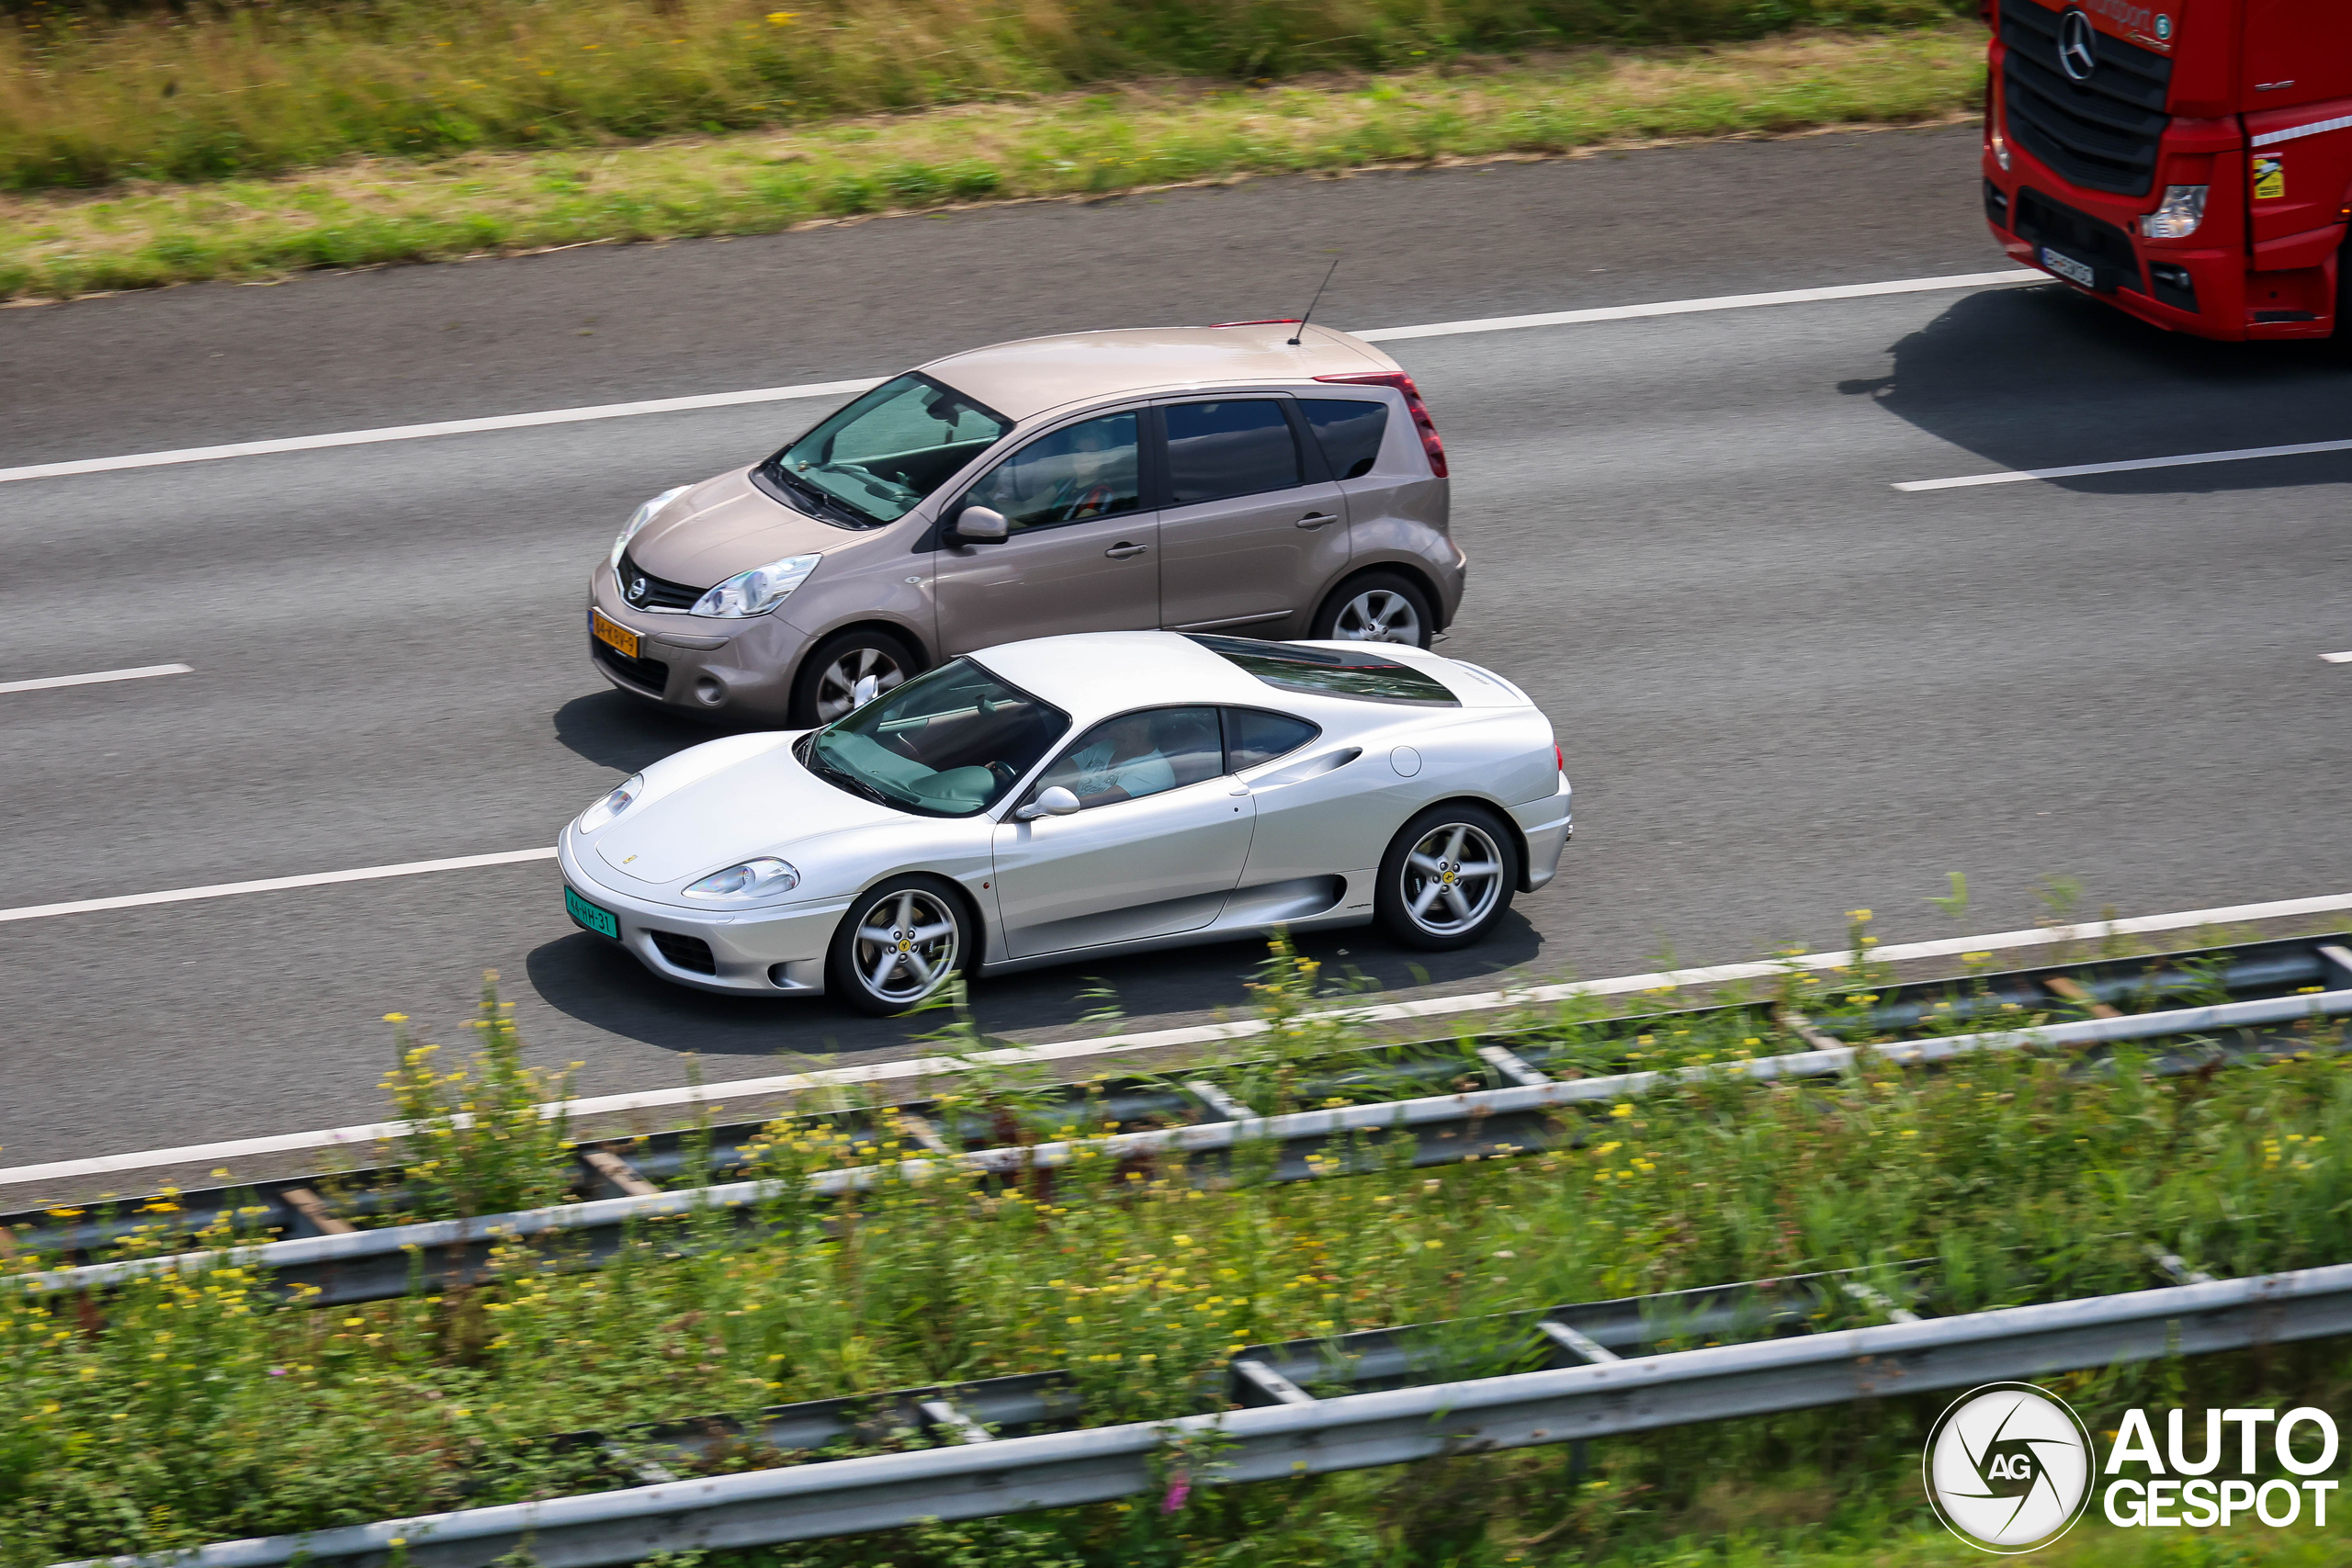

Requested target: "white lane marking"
[
  {"left": 1894, "top": 436, "right": 2352, "bottom": 491},
  {"left": 0, "top": 847, "right": 556, "bottom": 925},
  {"left": 2324, "top": 650, "right": 2352, "bottom": 663},
  {"left": 0, "top": 662, "right": 191, "bottom": 695},
  {"left": 5, "top": 886, "right": 2346, "bottom": 1190},
  {"left": 2, "top": 271, "right": 2045, "bottom": 487},
  {"left": 0, "top": 379, "right": 881, "bottom": 486},
  {"left": 1352, "top": 269, "right": 2041, "bottom": 343}
]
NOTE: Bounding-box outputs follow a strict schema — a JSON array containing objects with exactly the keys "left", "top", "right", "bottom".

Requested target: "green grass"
[
  {"left": 0, "top": 0, "right": 1973, "bottom": 190},
  {"left": 5, "top": 936, "right": 2349, "bottom": 1568},
  {"left": 0, "top": 24, "right": 1987, "bottom": 302}
]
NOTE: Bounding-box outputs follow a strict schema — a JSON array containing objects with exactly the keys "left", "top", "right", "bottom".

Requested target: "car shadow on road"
[
  {"left": 550, "top": 689, "right": 757, "bottom": 774},
  {"left": 1850, "top": 282, "right": 2352, "bottom": 496},
  {"left": 523, "top": 908, "right": 1547, "bottom": 1063}
]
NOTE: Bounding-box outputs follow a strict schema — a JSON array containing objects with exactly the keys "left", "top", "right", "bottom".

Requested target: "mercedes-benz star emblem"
[
  {"left": 628, "top": 576, "right": 648, "bottom": 603},
  {"left": 2058, "top": 10, "right": 2098, "bottom": 82}
]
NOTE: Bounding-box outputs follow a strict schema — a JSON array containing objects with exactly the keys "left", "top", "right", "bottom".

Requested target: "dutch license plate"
[
  {"left": 565, "top": 886, "right": 621, "bottom": 940},
  {"left": 592, "top": 609, "right": 640, "bottom": 660},
  {"left": 2041, "top": 246, "right": 2097, "bottom": 289}
]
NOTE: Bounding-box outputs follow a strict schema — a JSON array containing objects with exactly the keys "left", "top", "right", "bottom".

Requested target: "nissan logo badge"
[
  {"left": 629, "top": 576, "right": 648, "bottom": 603},
  {"left": 2058, "top": 9, "right": 2098, "bottom": 82}
]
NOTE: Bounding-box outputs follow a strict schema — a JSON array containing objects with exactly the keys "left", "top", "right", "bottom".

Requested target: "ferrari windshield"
[
  {"left": 763, "top": 375, "right": 1011, "bottom": 526},
  {"left": 805, "top": 659, "right": 1067, "bottom": 817}
]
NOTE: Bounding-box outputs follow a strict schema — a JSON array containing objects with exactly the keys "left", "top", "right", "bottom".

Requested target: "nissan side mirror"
[
  {"left": 956, "top": 505, "right": 1009, "bottom": 544},
  {"left": 1015, "top": 785, "right": 1080, "bottom": 820}
]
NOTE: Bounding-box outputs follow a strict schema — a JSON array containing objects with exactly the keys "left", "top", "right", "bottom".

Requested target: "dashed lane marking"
[
  {"left": 1895, "top": 436, "right": 2352, "bottom": 492},
  {"left": 0, "top": 662, "right": 191, "bottom": 695}
]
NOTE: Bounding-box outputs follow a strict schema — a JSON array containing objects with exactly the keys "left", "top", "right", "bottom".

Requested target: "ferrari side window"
[
  {"left": 961, "top": 412, "right": 1143, "bottom": 533},
  {"left": 1032, "top": 706, "right": 1224, "bottom": 809},
  {"left": 1223, "top": 707, "right": 1318, "bottom": 771}
]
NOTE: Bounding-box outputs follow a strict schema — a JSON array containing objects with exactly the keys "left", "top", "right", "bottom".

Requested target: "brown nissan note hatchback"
[{"left": 588, "top": 322, "right": 1464, "bottom": 727}]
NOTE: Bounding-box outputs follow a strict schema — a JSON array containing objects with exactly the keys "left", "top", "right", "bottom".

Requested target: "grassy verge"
[
  {"left": 1, "top": 0, "right": 1972, "bottom": 189},
  {"left": 5, "top": 935, "right": 2348, "bottom": 1567},
  {"left": 0, "top": 26, "right": 1985, "bottom": 302}
]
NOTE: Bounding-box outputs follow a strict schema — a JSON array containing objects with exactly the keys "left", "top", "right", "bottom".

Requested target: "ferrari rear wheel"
[
  {"left": 829, "top": 874, "right": 968, "bottom": 1016},
  {"left": 1375, "top": 802, "right": 1520, "bottom": 951}
]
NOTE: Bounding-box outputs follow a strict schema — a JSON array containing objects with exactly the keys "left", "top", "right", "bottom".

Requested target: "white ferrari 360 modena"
[{"left": 559, "top": 630, "right": 1571, "bottom": 1014}]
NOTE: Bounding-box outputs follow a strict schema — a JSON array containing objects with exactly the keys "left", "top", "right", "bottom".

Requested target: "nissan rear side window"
[
  {"left": 1300, "top": 399, "right": 1389, "bottom": 479},
  {"left": 1164, "top": 400, "right": 1302, "bottom": 504},
  {"left": 1189, "top": 636, "right": 1459, "bottom": 707}
]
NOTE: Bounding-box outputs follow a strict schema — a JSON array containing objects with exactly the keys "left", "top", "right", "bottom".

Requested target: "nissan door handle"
[
  {"left": 1104, "top": 542, "right": 1149, "bottom": 559},
  {"left": 1295, "top": 513, "right": 1339, "bottom": 529}
]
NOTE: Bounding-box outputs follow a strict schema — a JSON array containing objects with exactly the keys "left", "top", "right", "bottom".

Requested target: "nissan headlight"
[
  {"left": 611, "top": 486, "right": 690, "bottom": 571},
  {"left": 692, "top": 553, "right": 821, "bottom": 617},
  {"left": 577, "top": 773, "right": 643, "bottom": 833},
  {"left": 2140, "top": 186, "right": 2207, "bottom": 239},
  {"left": 683, "top": 857, "right": 800, "bottom": 900}
]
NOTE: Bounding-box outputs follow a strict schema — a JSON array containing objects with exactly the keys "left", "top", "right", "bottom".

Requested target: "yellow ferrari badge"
[{"left": 2253, "top": 153, "right": 2285, "bottom": 200}]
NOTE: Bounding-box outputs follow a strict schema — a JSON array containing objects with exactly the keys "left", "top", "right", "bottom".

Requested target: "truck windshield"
[
  {"left": 761, "top": 375, "right": 1011, "bottom": 526},
  {"left": 803, "top": 659, "right": 1067, "bottom": 817}
]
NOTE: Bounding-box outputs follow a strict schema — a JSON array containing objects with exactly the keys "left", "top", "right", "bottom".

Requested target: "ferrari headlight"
[
  {"left": 2140, "top": 186, "right": 2207, "bottom": 239},
  {"left": 611, "top": 486, "right": 690, "bottom": 571},
  {"left": 577, "top": 773, "right": 643, "bottom": 833},
  {"left": 684, "top": 857, "right": 801, "bottom": 900},
  {"left": 692, "top": 553, "right": 821, "bottom": 618}
]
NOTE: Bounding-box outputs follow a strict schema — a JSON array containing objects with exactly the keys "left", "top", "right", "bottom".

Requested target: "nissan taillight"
[{"left": 1313, "top": 370, "right": 1449, "bottom": 478}]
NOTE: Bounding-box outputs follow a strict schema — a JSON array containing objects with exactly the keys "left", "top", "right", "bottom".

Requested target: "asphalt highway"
[{"left": 5, "top": 124, "right": 2349, "bottom": 1175}]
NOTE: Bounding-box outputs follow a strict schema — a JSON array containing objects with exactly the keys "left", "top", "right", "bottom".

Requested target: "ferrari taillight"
[{"left": 1314, "top": 370, "right": 1449, "bottom": 479}]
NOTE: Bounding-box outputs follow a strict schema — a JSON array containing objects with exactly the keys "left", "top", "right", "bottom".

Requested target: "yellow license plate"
[{"left": 593, "top": 609, "right": 640, "bottom": 660}]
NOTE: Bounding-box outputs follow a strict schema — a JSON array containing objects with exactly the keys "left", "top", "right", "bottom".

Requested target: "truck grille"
[
  {"left": 593, "top": 638, "right": 672, "bottom": 694},
  {"left": 649, "top": 931, "right": 718, "bottom": 975},
  {"left": 2001, "top": 0, "right": 2170, "bottom": 197},
  {"left": 616, "top": 552, "right": 707, "bottom": 613}
]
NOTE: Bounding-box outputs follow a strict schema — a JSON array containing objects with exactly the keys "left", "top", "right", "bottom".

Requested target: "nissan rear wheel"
[
  {"left": 1375, "top": 802, "right": 1520, "bottom": 952},
  {"left": 1311, "top": 571, "right": 1434, "bottom": 649},
  {"left": 792, "top": 629, "right": 919, "bottom": 728},
  {"left": 828, "top": 874, "right": 970, "bottom": 1016}
]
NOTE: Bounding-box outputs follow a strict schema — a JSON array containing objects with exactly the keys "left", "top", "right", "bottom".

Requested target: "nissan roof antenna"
[{"left": 1287, "top": 258, "right": 1341, "bottom": 345}]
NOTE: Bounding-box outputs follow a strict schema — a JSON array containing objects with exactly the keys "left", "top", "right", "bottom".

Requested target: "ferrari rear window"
[{"left": 1189, "top": 636, "right": 1459, "bottom": 707}]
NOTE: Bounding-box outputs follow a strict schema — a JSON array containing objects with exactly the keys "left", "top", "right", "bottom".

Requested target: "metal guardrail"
[
  {"left": 20, "top": 932, "right": 2349, "bottom": 1260},
  {"left": 62, "top": 1258, "right": 2352, "bottom": 1568},
  {"left": 17, "top": 983, "right": 2351, "bottom": 1305}
]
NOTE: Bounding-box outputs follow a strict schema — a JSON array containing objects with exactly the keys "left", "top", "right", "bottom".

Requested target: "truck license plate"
[
  {"left": 592, "top": 609, "right": 640, "bottom": 660},
  {"left": 2041, "top": 246, "right": 2097, "bottom": 289}
]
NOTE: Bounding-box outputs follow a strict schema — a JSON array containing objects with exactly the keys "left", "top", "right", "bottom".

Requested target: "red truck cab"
[{"left": 1984, "top": 0, "right": 2352, "bottom": 339}]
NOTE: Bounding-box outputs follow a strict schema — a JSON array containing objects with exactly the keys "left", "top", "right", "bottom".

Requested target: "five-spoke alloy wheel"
[
  {"left": 1375, "top": 802, "right": 1520, "bottom": 950},
  {"left": 828, "top": 875, "right": 967, "bottom": 1015},
  {"left": 1311, "top": 570, "right": 1434, "bottom": 649}
]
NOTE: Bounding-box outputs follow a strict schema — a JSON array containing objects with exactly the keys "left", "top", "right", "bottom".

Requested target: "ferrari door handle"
[
  {"left": 1295, "top": 513, "right": 1339, "bottom": 529},
  {"left": 1104, "top": 542, "right": 1149, "bottom": 559}
]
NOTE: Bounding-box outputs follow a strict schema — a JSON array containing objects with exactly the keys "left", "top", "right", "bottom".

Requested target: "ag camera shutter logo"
[{"left": 1924, "top": 1383, "right": 2096, "bottom": 1553}]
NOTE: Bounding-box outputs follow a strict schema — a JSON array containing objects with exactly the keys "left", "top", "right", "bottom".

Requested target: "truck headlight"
[
  {"left": 2140, "top": 186, "right": 2208, "bottom": 240},
  {"left": 692, "top": 553, "right": 821, "bottom": 617}
]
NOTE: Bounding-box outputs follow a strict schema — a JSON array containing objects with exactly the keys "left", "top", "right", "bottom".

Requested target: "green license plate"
[{"left": 565, "top": 886, "right": 620, "bottom": 940}]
